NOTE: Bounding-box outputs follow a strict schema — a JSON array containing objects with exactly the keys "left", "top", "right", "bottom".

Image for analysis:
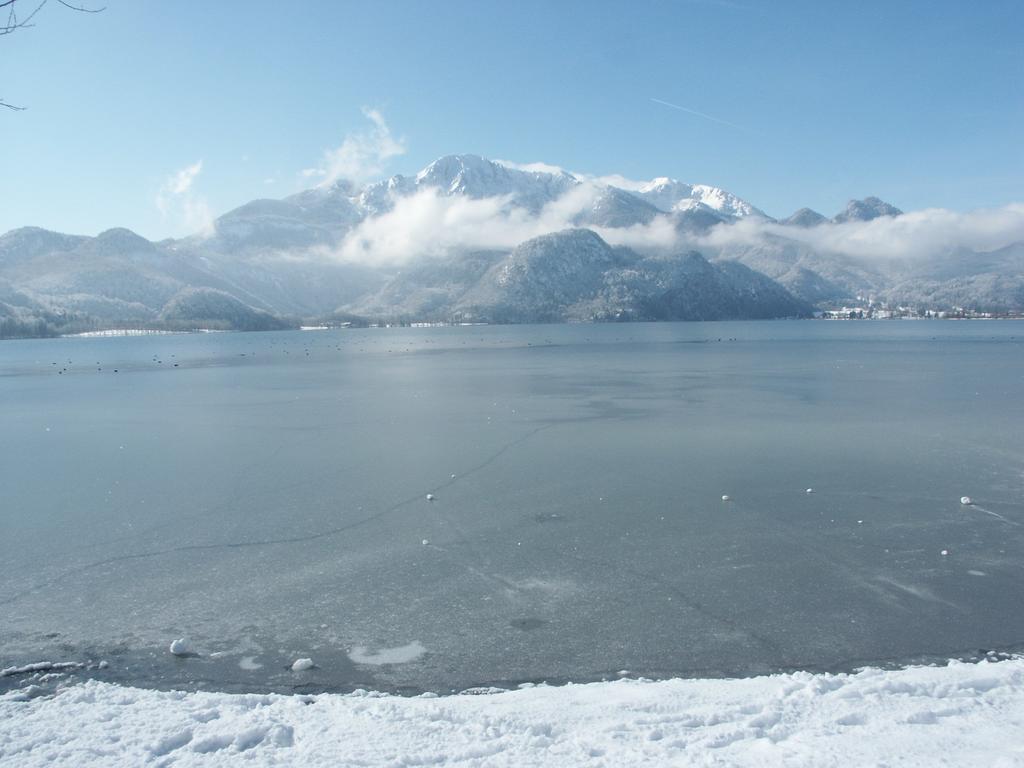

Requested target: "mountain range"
[{"left": 2, "top": 154, "right": 1021, "bottom": 337}]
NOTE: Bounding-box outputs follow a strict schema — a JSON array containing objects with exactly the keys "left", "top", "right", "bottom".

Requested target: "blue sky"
[{"left": 2, "top": 0, "right": 1022, "bottom": 239}]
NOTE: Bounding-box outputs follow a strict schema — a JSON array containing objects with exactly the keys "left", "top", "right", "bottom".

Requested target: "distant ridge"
[{"left": 1, "top": 154, "right": 1019, "bottom": 338}]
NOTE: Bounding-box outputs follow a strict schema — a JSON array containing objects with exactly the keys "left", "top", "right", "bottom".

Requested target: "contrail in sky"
[{"left": 650, "top": 97, "right": 749, "bottom": 132}]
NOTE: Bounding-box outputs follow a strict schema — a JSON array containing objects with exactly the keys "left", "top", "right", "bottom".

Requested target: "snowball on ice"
[
  {"left": 168, "top": 638, "right": 193, "bottom": 657},
  {"left": 721, "top": 495, "right": 731, "bottom": 502},
  {"left": 806, "top": 488, "right": 814, "bottom": 494},
  {"left": 2, "top": 658, "right": 1023, "bottom": 767},
  {"left": 291, "top": 658, "right": 315, "bottom": 672},
  {"left": 426, "top": 494, "right": 435, "bottom": 501},
  {"left": 960, "top": 496, "right": 973, "bottom": 505}
]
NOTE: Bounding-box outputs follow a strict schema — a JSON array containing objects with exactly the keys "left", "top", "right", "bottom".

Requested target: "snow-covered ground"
[
  {"left": 61, "top": 329, "right": 224, "bottom": 337},
  {"left": 2, "top": 658, "right": 1023, "bottom": 766}
]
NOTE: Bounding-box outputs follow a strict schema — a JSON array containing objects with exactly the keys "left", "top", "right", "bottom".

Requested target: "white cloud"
[
  {"left": 156, "top": 160, "right": 213, "bottom": 237},
  {"left": 163, "top": 161, "right": 202, "bottom": 197},
  {"left": 493, "top": 159, "right": 571, "bottom": 176},
  {"left": 337, "top": 189, "right": 542, "bottom": 264},
  {"left": 700, "top": 203, "right": 1024, "bottom": 261},
  {"left": 305, "top": 108, "right": 406, "bottom": 187},
  {"left": 493, "top": 159, "right": 655, "bottom": 193},
  {"left": 584, "top": 173, "right": 651, "bottom": 192},
  {"left": 330, "top": 173, "right": 1024, "bottom": 269},
  {"left": 597, "top": 216, "right": 682, "bottom": 250},
  {"left": 332, "top": 179, "right": 689, "bottom": 266}
]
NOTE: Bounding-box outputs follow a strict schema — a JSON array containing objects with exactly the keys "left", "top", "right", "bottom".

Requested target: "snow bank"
[{"left": 2, "top": 658, "right": 1023, "bottom": 767}]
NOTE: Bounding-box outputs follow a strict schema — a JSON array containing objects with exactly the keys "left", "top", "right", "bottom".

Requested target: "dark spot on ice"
[
  {"left": 533, "top": 513, "right": 564, "bottom": 524},
  {"left": 510, "top": 618, "right": 547, "bottom": 631}
]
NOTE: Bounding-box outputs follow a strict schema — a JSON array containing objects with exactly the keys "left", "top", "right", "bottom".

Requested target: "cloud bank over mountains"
[
  {"left": 153, "top": 110, "right": 1024, "bottom": 270},
  {"left": 334, "top": 181, "right": 683, "bottom": 265},
  {"left": 274, "top": 118, "right": 1023, "bottom": 268},
  {"left": 3, "top": 137, "right": 1024, "bottom": 337},
  {"left": 700, "top": 203, "right": 1024, "bottom": 263}
]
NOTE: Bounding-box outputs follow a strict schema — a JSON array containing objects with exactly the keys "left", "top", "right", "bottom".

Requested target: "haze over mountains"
[{"left": 2, "top": 154, "right": 1022, "bottom": 336}]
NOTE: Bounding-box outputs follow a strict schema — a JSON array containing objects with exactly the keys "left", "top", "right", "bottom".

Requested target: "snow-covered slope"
[
  {"left": 293, "top": 155, "right": 763, "bottom": 226},
  {"left": 2, "top": 657, "right": 1022, "bottom": 767},
  {"left": 442, "top": 229, "right": 810, "bottom": 323},
  {"left": 781, "top": 207, "right": 828, "bottom": 227},
  {"left": 632, "top": 177, "right": 767, "bottom": 218},
  {"left": 414, "top": 154, "right": 578, "bottom": 212},
  {"left": 833, "top": 196, "right": 904, "bottom": 223}
]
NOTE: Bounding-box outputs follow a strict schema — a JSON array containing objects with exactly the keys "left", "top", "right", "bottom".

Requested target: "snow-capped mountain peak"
[
  {"left": 358, "top": 174, "right": 416, "bottom": 216},
  {"left": 633, "top": 178, "right": 695, "bottom": 212},
  {"left": 689, "top": 184, "right": 765, "bottom": 218},
  {"left": 629, "top": 177, "right": 763, "bottom": 218},
  {"left": 833, "top": 197, "right": 903, "bottom": 223},
  {"left": 413, "top": 154, "right": 578, "bottom": 212},
  {"left": 781, "top": 208, "right": 828, "bottom": 227}
]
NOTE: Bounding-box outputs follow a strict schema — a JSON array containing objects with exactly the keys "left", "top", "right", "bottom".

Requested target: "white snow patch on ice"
[
  {"left": 1, "top": 658, "right": 1022, "bottom": 766},
  {"left": 348, "top": 641, "right": 427, "bottom": 666},
  {"left": 1, "top": 661, "right": 83, "bottom": 677}
]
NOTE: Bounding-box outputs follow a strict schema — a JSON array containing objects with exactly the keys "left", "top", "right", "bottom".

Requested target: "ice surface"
[{"left": 1, "top": 322, "right": 1023, "bottom": 695}]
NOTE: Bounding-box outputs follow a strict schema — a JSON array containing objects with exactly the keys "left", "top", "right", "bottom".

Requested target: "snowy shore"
[{"left": 2, "top": 658, "right": 1023, "bottom": 766}]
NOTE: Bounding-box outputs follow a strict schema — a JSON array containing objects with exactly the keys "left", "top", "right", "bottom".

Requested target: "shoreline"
[
  {"left": 4, "top": 655, "right": 1022, "bottom": 766},
  {"left": 0, "top": 315, "right": 1015, "bottom": 346}
]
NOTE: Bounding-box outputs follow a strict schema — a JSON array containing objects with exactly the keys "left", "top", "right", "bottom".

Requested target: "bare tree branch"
[
  {"left": 1, "top": 0, "right": 104, "bottom": 109},
  {"left": 1, "top": 0, "right": 103, "bottom": 36},
  {"left": 1, "top": 0, "right": 47, "bottom": 36},
  {"left": 56, "top": 0, "right": 104, "bottom": 13}
]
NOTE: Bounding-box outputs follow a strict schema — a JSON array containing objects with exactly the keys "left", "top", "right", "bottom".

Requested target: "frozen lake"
[{"left": 1, "top": 321, "right": 1023, "bottom": 694}]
